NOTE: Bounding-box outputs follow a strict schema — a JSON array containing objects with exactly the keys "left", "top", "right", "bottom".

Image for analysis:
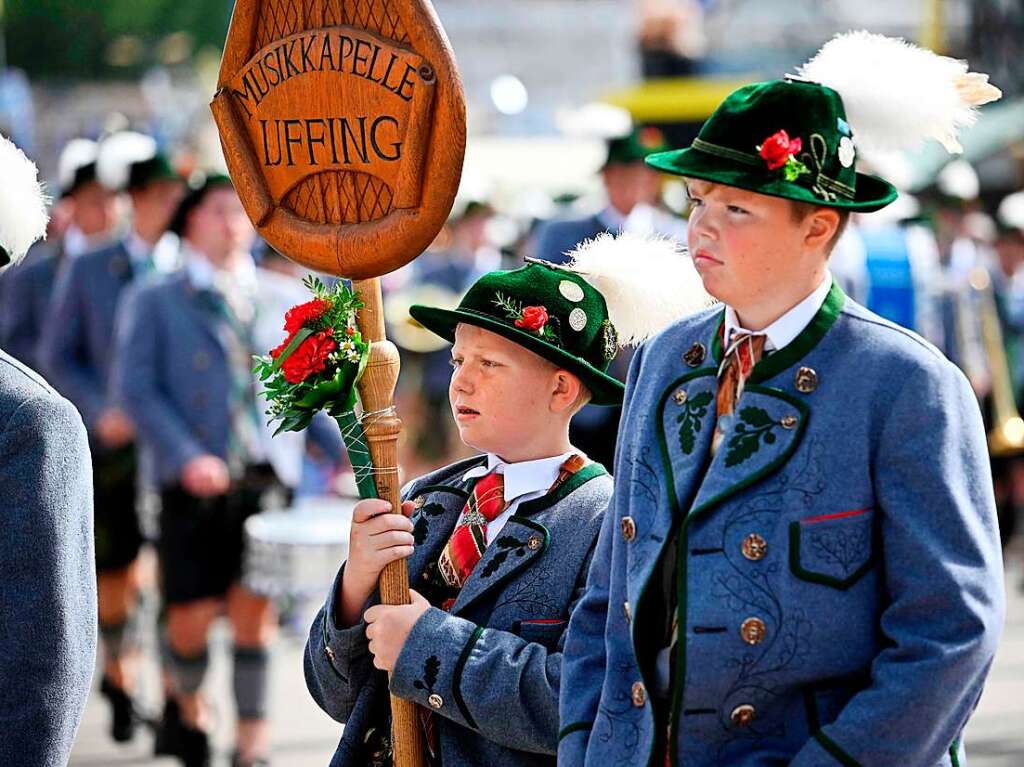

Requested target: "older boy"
[{"left": 560, "top": 33, "right": 1005, "bottom": 767}]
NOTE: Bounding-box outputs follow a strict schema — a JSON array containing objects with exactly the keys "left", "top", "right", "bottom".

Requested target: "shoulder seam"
[{"left": 840, "top": 308, "right": 946, "bottom": 360}]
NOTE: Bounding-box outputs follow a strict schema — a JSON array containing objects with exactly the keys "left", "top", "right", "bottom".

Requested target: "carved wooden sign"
[{"left": 213, "top": 0, "right": 466, "bottom": 278}]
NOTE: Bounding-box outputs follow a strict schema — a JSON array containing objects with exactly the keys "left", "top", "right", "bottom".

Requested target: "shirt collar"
[
  {"left": 124, "top": 230, "right": 154, "bottom": 267},
  {"left": 723, "top": 271, "right": 832, "bottom": 353},
  {"left": 183, "top": 244, "right": 257, "bottom": 293},
  {"left": 597, "top": 205, "right": 628, "bottom": 232},
  {"left": 462, "top": 452, "right": 576, "bottom": 504}
]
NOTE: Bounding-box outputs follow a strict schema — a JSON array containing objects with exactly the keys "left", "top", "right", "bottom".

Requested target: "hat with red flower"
[
  {"left": 409, "top": 233, "right": 712, "bottom": 406},
  {"left": 646, "top": 31, "right": 1001, "bottom": 211}
]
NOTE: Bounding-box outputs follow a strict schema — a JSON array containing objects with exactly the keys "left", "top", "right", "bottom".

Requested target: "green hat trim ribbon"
[
  {"left": 409, "top": 262, "right": 625, "bottom": 406},
  {"left": 645, "top": 79, "right": 898, "bottom": 212}
]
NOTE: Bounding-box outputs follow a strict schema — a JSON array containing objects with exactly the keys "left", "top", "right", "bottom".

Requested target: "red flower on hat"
[
  {"left": 284, "top": 297, "right": 332, "bottom": 335},
  {"left": 516, "top": 306, "right": 549, "bottom": 332},
  {"left": 758, "top": 130, "right": 802, "bottom": 171},
  {"left": 280, "top": 329, "right": 337, "bottom": 384}
]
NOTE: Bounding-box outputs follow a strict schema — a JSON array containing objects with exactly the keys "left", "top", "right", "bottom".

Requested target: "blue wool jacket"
[
  {"left": 559, "top": 283, "right": 1004, "bottom": 767},
  {"left": 0, "top": 349, "right": 96, "bottom": 767},
  {"left": 305, "top": 456, "right": 612, "bottom": 766}
]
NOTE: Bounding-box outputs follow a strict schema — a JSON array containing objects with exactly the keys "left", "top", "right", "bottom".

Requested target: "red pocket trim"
[{"left": 802, "top": 508, "right": 872, "bottom": 525}]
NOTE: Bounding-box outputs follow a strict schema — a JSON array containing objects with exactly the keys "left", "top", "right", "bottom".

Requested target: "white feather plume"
[
  {"left": 566, "top": 232, "right": 714, "bottom": 347},
  {"left": 97, "top": 131, "right": 158, "bottom": 190},
  {"left": 0, "top": 135, "right": 49, "bottom": 265},
  {"left": 798, "top": 30, "right": 1001, "bottom": 154},
  {"left": 58, "top": 138, "right": 99, "bottom": 192}
]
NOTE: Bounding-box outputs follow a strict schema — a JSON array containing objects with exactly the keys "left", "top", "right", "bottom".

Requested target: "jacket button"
[
  {"left": 527, "top": 534, "right": 543, "bottom": 551},
  {"left": 631, "top": 681, "right": 647, "bottom": 707},
  {"left": 428, "top": 694, "right": 444, "bottom": 709},
  {"left": 413, "top": 497, "right": 426, "bottom": 509},
  {"left": 673, "top": 388, "right": 688, "bottom": 405},
  {"left": 621, "top": 516, "right": 637, "bottom": 541},
  {"left": 781, "top": 414, "right": 799, "bottom": 429},
  {"left": 731, "top": 704, "right": 756, "bottom": 727},
  {"left": 740, "top": 617, "right": 767, "bottom": 645},
  {"left": 741, "top": 533, "right": 767, "bottom": 561},
  {"left": 623, "top": 601, "right": 632, "bottom": 623},
  {"left": 324, "top": 646, "right": 336, "bottom": 662}
]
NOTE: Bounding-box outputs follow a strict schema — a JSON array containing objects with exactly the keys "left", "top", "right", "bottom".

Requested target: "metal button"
[
  {"left": 781, "top": 415, "right": 798, "bottom": 430},
  {"left": 413, "top": 497, "right": 426, "bottom": 509},
  {"left": 621, "top": 516, "right": 637, "bottom": 542},
  {"left": 527, "top": 534, "right": 543, "bottom": 551},
  {"left": 795, "top": 367, "right": 818, "bottom": 394},
  {"left": 740, "top": 617, "right": 767, "bottom": 645},
  {"left": 428, "top": 694, "right": 444, "bottom": 709},
  {"left": 731, "top": 704, "right": 756, "bottom": 727},
  {"left": 631, "top": 681, "right": 647, "bottom": 707},
  {"left": 623, "top": 601, "right": 632, "bottom": 624},
  {"left": 325, "top": 646, "right": 336, "bottom": 662},
  {"left": 684, "top": 342, "right": 706, "bottom": 367},
  {"left": 674, "top": 388, "right": 688, "bottom": 405},
  {"left": 741, "top": 534, "right": 768, "bottom": 561}
]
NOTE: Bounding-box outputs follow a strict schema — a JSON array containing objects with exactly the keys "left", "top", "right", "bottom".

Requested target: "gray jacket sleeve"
[
  {"left": 304, "top": 564, "right": 376, "bottom": 723},
  {"left": 39, "top": 258, "right": 105, "bottom": 427},
  {"left": 0, "top": 394, "right": 96, "bottom": 767},
  {"left": 112, "top": 285, "right": 204, "bottom": 475}
]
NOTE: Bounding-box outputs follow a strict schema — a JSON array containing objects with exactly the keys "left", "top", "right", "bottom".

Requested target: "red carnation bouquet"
[{"left": 253, "top": 277, "right": 370, "bottom": 435}]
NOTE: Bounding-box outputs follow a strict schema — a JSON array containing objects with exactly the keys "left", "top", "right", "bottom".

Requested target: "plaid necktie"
[
  {"left": 711, "top": 329, "right": 767, "bottom": 455},
  {"left": 436, "top": 470, "right": 508, "bottom": 608}
]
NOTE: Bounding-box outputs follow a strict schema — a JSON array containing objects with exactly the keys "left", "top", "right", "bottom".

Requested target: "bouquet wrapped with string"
[{"left": 253, "top": 276, "right": 379, "bottom": 499}]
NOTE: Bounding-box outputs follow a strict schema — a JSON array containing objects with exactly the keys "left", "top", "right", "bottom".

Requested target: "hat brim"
[
  {"left": 646, "top": 146, "right": 898, "bottom": 213},
  {"left": 408, "top": 305, "right": 625, "bottom": 406}
]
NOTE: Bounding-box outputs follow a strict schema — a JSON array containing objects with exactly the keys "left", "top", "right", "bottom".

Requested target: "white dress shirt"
[
  {"left": 461, "top": 452, "right": 576, "bottom": 544},
  {"left": 722, "top": 271, "right": 833, "bottom": 352}
]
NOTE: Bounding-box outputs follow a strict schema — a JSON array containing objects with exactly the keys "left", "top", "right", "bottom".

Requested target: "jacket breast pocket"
[
  {"left": 789, "top": 508, "right": 876, "bottom": 590},
  {"left": 514, "top": 619, "right": 566, "bottom": 651}
]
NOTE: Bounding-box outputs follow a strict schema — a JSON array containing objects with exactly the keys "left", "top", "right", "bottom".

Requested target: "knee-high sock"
[{"left": 233, "top": 645, "right": 271, "bottom": 720}]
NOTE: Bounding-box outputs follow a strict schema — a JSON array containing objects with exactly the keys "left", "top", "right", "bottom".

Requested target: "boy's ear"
[
  {"left": 804, "top": 207, "right": 841, "bottom": 252},
  {"left": 551, "top": 369, "right": 585, "bottom": 414}
]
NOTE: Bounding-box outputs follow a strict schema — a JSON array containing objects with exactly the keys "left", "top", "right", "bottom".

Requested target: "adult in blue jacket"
[{"left": 0, "top": 134, "right": 97, "bottom": 766}]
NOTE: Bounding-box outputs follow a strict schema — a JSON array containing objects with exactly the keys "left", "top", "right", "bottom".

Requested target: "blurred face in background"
[
  {"left": 184, "top": 186, "right": 254, "bottom": 268},
  {"left": 131, "top": 179, "right": 186, "bottom": 240},
  {"left": 70, "top": 180, "right": 120, "bottom": 237},
  {"left": 601, "top": 162, "right": 646, "bottom": 217}
]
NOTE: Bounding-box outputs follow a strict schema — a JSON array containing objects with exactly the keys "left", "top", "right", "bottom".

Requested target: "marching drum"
[{"left": 243, "top": 497, "right": 355, "bottom": 600}]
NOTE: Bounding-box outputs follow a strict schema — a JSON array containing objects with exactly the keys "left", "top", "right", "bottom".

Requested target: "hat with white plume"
[
  {"left": 58, "top": 138, "right": 100, "bottom": 197},
  {"left": 409, "top": 233, "right": 711, "bottom": 405},
  {"left": 646, "top": 31, "right": 1001, "bottom": 212},
  {"left": 0, "top": 135, "right": 49, "bottom": 269},
  {"left": 97, "top": 131, "right": 181, "bottom": 192}
]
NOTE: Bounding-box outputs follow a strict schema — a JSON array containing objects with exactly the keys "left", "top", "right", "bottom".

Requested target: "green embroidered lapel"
[{"left": 450, "top": 516, "right": 550, "bottom": 616}]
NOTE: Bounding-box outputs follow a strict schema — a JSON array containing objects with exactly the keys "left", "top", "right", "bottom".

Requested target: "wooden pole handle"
[{"left": 354, "top": 277, "right": 426, "bottom": 767}]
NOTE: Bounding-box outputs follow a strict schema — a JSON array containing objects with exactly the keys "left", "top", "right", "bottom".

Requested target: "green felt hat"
[
  {"left": 169, "top": 172, "right": 233, "bottom": 237},
  {"left": 409, "top": 262, "right": 625, "bottom": 406},
  {"left": 646, "top": 78, "right": 898, "bottom": 212},
  {"left": 604, "top": 125, "right": 670, "bottom": 169},
  {"left": 128, "top": 153, "right": 182, "bottom": 190}
]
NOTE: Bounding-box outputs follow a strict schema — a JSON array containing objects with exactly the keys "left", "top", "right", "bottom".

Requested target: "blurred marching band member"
[
  {"left": 39, "top": 131, "right": 185, "bottom": 745},
  {"left": 113, "top": 173, "right": 330, "bottom": 767},
  {"left": 0, "top": 138, "right": 120, "bottom": 369}
]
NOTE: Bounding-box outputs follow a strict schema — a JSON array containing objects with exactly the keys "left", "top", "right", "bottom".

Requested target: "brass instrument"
[
  {"left": 384, "top": 284, "right": 462, "bottom": 353},
  {"left": 970, "top": 266, "right": 1024, "bottom": 457}
]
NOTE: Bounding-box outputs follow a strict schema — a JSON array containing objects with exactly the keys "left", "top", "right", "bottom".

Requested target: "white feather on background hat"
[
  {"left": 97, "top": 131, "right": 158, "bottom": 191},
  {"left": 0, "top": 135, "right": 49, "bottom": 265},
  {"left": 999, "top": 192, "right": 1024, "bottom": 232},
  {"left": 58, "top": 138, "right": 99, "bottom": 193},
  {"left": 566, "top": 232, "right": 714, "bottom": 347},
  {"left": 798, "top": 30, "right": 1001, "bottom": 154},
  {"left": 555, "top": 102, "right": 633, "bottom": 141}
]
